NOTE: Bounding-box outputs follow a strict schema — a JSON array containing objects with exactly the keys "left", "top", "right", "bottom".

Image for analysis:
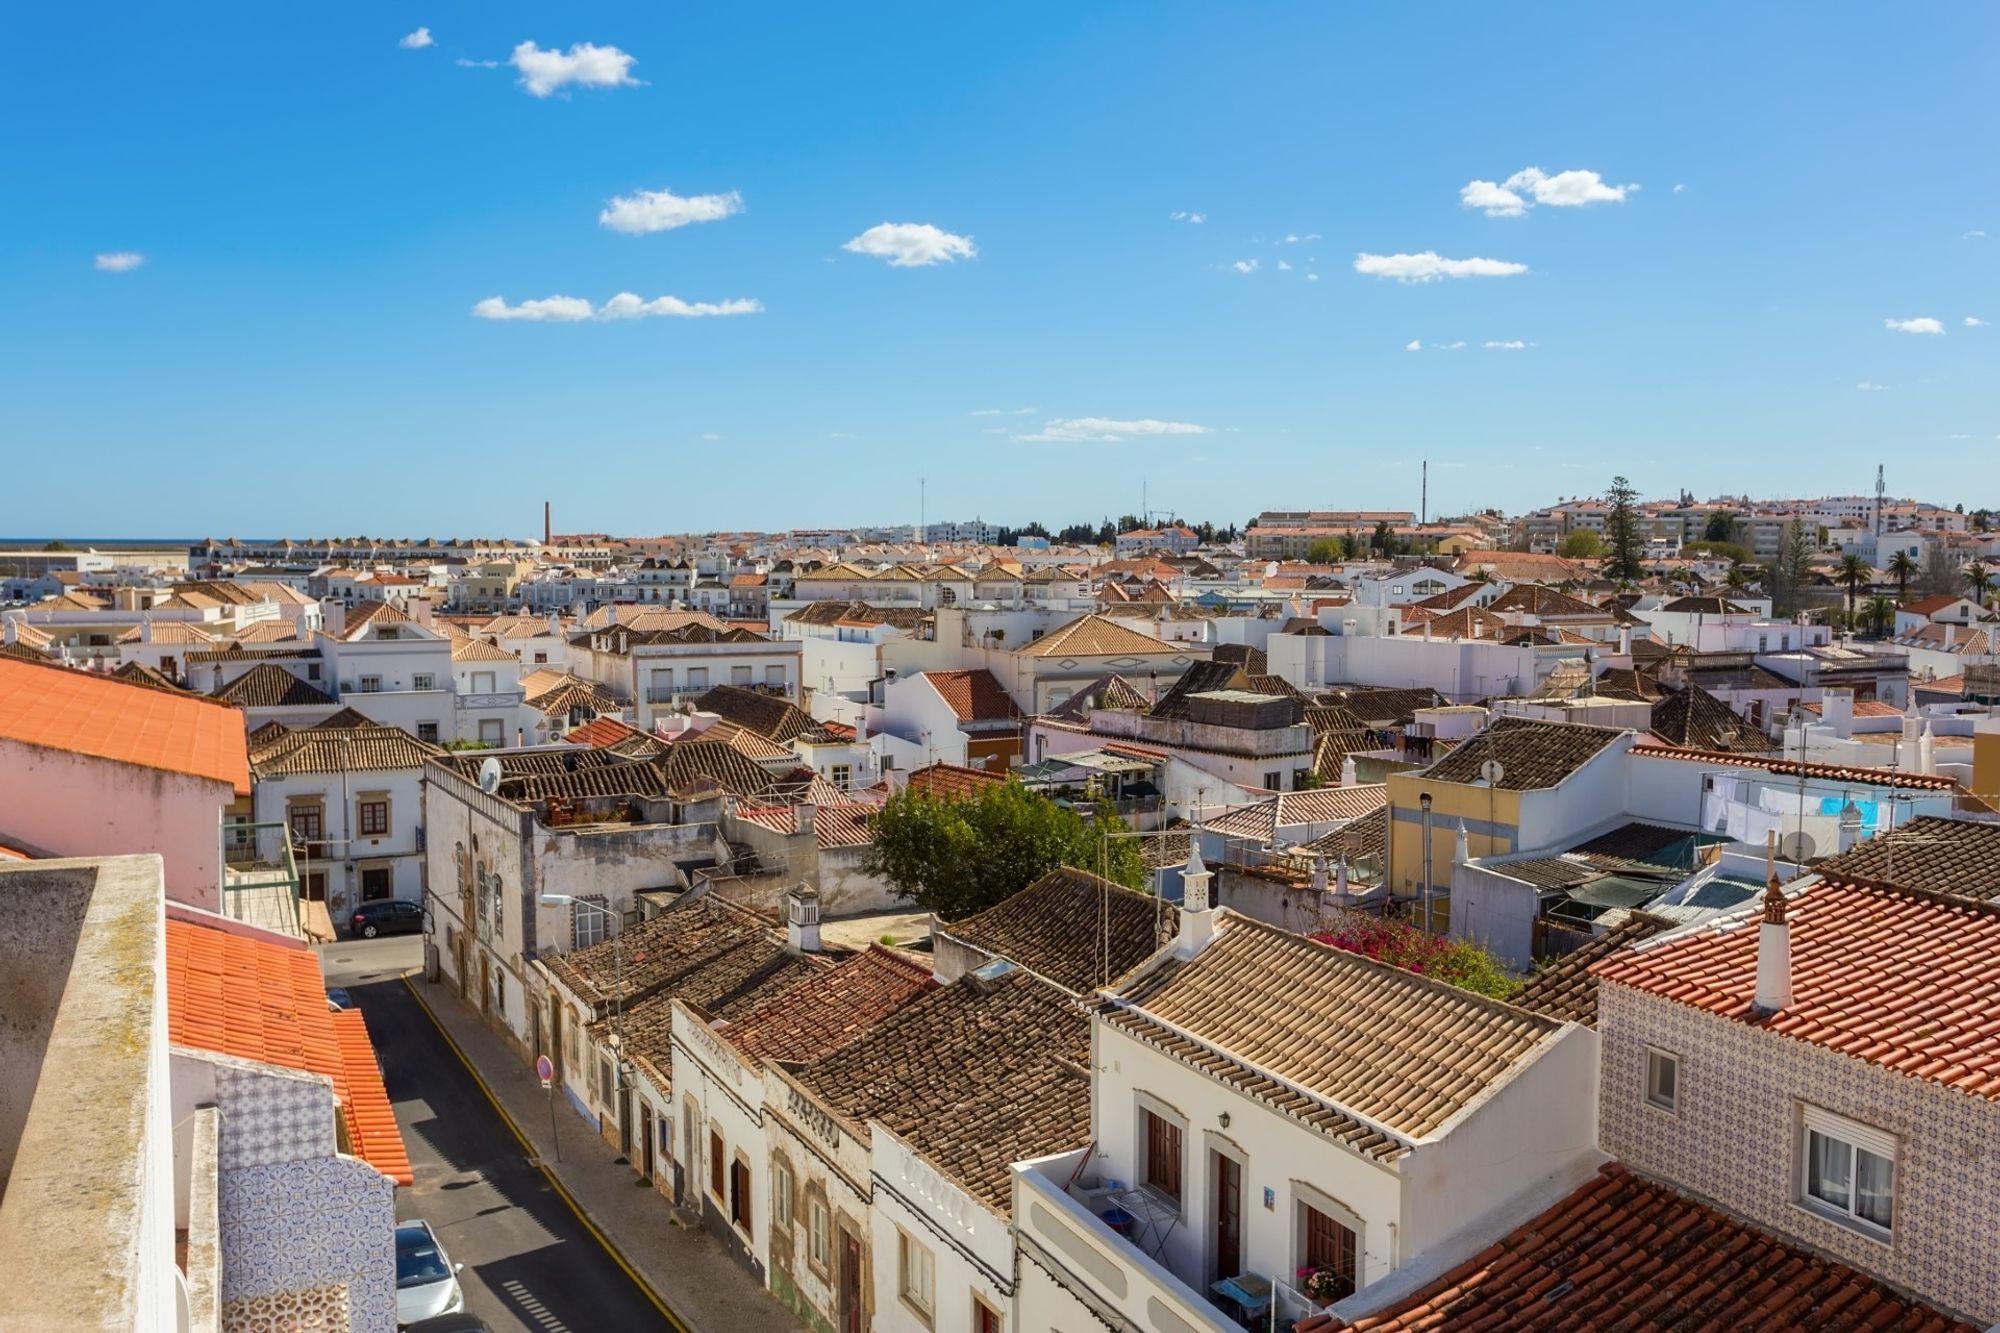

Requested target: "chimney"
[
  {"left": 1310, "top": 854, "right": 1329, "bottom": 897},
  {"left": 410, "top": 597, "right": 434, "bottom": 628},
  {"left": 1918, "top": 719, "right": 1935, "bottom": 774},
  {"left": 1837, "top": 799, "right": 1863, "bottom": 853},
  {"left": 545, "top": 499, "right": 552, "bottom": 546},
  {"left": 1454, "top": 819, "right": 1471, "bottom": 865},
  {"left": 140, "top": 616, "right": 153, "bottom": 644},
  {"left": 1175, "top": 844, "right": 1216, "bottom": 958},
  {"left": 1339, "top": 754, "right": 1359, "bottom": 786},
  {"left": 794, "top": 799, "right": 818, "bottom": 844},
  {"left": 1753, "top": 831, "right": 1793, "bottom": 1016},
  {"left": 785, "top": 884, "right": 822, "bottom": 953},
  {"left": 1617, "top": 625, "right": 1632, "bottom": 655},
  {"left": 2, "top": 613, "right": 16, "bottom": 645},
  {"left": 1333, "top": 854, "right": 1351, "bottom": 904},
  {"left": 606, "top": 604, "right": 618, "bottom": 626},
  {"left": 1822, "top": 687, "right": 1855, "bottom": 739}
]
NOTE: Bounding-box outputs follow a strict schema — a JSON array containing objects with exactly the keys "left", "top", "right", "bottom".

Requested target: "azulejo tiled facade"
[
  {"left": 215, "top": 1061, "right": 335, "bottom": 1170},
  {"left": 1599, "top": 983, "right": 2000, "bottom": 1325},
  {"left": 219, "top": 1155, "right": 397, "bottom": 1332},
  {"left": 222, "top": 1283, "right": 351, "bottom": 1332}
]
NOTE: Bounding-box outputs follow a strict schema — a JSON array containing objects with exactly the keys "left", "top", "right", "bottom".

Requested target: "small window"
[
  {"left": 478, "top": 718, "right": 505, "bottom": 744},
  {"left": 416, "top": 722, "right": 440, "bottom": 744},
  {"left": 359, "top": 674, "right": 383, "bottom": 693},
  {"left": 1263, "top": 771, "right": 1281, "bottom": 791},
  {"left": 1645, "top": 1048, "right": 1678, "bottom": 1112},
  {"left": 709, "top": 1131, "right": 726, "bottom": 1200},
  {"left": 807, "top": 1195, "right": 831, "bottom": 1271},
  {"left": 572, "top": 898, "right": 609, "bottom": 948},
  {"left": 830, "top": 764, "right": 852, "bottom": 791},
  {"left": 766, "top": 664, "right": 785, "bottom": 687},
  {"left": 534, "top": 651, "right": 549, "bottom": 664},
  {"left": 974, "top": 1297, "right": 1002, "bottom": 1333},
  {"left": 1143, "top": 1108, "right": 1183, "bottom": 1203},
  {"left": 1301, "top": 1203, "right": 1358, "bottom": 1303},
  {"left": 306, "top": 662, "right": 322, "bottom": 680},
  {"left": 1801, "top": 1106, "right": 1896, "bottom": 1235},
  {"left": 772, "top": 1161, "right": 794, "bottom": 1230},
  {"left": 731, "top": 665, "right": 753, "bottom": 686},
  {"left": 413, "top": 672, "right": 436, "bottom": 691},
  {"left": 898, "top": 1231, "right": 936, "bottom": 1318},
  {"left": 358, "top": 799, "right": 390, "bottom": 837},
  {"left": 730, "top": 1159, "right": 753, "bottom": 1232},
  {"left": 288, "top": 804, "right": 325, "bottom": 843}
]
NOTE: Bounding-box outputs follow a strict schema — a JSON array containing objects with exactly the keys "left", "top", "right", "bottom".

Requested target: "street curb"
[{"left": 399, "top": 973, "right": 694, "bottom": 1333}]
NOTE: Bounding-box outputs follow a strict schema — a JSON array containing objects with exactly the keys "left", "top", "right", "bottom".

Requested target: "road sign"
[{"left": 536, "top": 1054, "right": 554, "bottom": 1089}]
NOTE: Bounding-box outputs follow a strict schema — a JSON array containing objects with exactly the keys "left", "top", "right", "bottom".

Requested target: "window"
[
  {"left": 360, "top": 867, "right": 392, "bottom": 901},
  {"left": 1143, "top": 1108, "right": 1183, "bottom": 1203},
  {"left": 471, "top": 670, "right": 496, "bottom": 694},
  {"left": 413, "top": 673, "right": 436, "bottom": 692},
  {"left": 766, "top": 664, "right": 786, "bottom": 687},
  {"left": 974, "top": 1298, "right": 1002, "bottom": 1333},
  {"left": 288, "top": 803, "right": 324, "bottom": 844},
  {"left": 1800, "top": 1106, "right": 1896, "bottom": 1235},
  {"left": 1264, "top": 771, "right": 1282, "bottom": 791},
  {"left": 831, "top": 764, "right": 852, "bottom": 791},
  {"left": 534, "top": 651, "right": 549, "bottom": 664},
  {"left": 710, "top": 1131, "right": 726, "bottom": 1200},
  {"left": 1301, "top": 1203, "right": 1358, "bottom": 1303},
  {"left": 479, "top": 718, "right": 505, "bottom": 744},
  {"left": 599, "top": 1054, "right": 616, "bottom": 1107},
  {"left": 731, "top": 665, "right": 753, "bottom": 686},
  {"left": 572, "top": 897, "right": 608, "bottom": 948},
  {"left": 807, "top": 1194, "right": 831, "bottom": 1271},
  {"left": 306, "top": 662, "right": 322, "bottom": 680},
  {"left": 357, "top": 798, "right": 390, "bottom": 837},
  {"left": 416, "top": 722, "right": 440, "bottom": 744},
  {"left": 730, "top": 1158, "right": 753, "bottom": 1231},
  {"left": 359, "top": 674, "right": 383, "bottom": 693},
  {"left": 1645, "top": 1048, "right": 1679, "bottom": 1112},
  {"left": 772, "top": 1160, "right": 794, "bottom": 1230},
  {"left": 686, "top": 667, "right": 709, "bottom": 690},
  {"left": 898, "top": 1231, "right": 935, "bottom": 1318}
]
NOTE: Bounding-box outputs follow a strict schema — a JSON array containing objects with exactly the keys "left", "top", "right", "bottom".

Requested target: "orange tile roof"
[
  {"left": 920, "top": 669, "right": 1021, "bottom": 722},
  {"left": 562, "top": 714, "right": 641, "bottom": 748},
  {"left": 1593, "top": 877, "right": 2000, "bottom": 1099},
  {"left": 165, "top": 918, "right": 412, "bottom": 1183},
  {"left": 0, "top": 656, "right": 251, "bottom": 795},
  {"left": 1629, "top": 743, "right": 1959, "bottom": 791},
  {"left": 906, "top": 760, "right": 1006, "bottom": 800}
]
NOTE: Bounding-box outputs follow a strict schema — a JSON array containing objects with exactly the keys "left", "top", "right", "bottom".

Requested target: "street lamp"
[{"left": 539, "top": 893, "right": 628, "bottom": 1156}]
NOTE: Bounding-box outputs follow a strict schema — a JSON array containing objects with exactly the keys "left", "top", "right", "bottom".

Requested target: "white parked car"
[{"left": 395, "top": 1219, "right": 466, "bottom": 1325}]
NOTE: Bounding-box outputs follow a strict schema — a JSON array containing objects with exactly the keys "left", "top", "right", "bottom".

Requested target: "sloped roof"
[
  {"left": 1649, "top": 683, "right": 1770, "bottom": 753},
  {"left": 1594, "top": 876, "right": 2000, "bottom": 1098},
  {"left": 733, "top": 800, "right": 877, "bottom": 849},
  {"left": 919, "top": 669, "right": 1020, "bottom": 722},
  {"left": 0, "top": 656, "right": 251, "bottom": 795},
  {"left": 1016, "top": 613, "right": 1187, "bottom": 658},
  {"left": 1507, "top": 913, "right": 1672, "bottom": 1027},
  {"left": 561, "top": 715, "right": 642, "bottom": 749},
  {"left": 165, "top": 918, "right": 410, "bottom": 1184},
  {"left": 1810, "top": 816, "right": 2000, "bottom": 901},
  {"left": 942, "top": 867, "right": 1177, "bottom": 994},
  {"left": 251, "top": 719, "right": 442, "bottom": 778},
  {"left": 724, "top": 946, "right": 935, "bottom": 1066},
  {"left": 905, "top": 761, "right": 1007, "bottom": 800},
  {"left": 213, "top": 663, "right": 339, "bottom": 710},
  {"left": 1201, "top": 785, "right": 1388, "bottom": 842},
  {"left": 691, "top": 685, "right": 815, "bottom": 743},
  {"left": 1042, "top": 672, "right": 1150, "bottom": 721},
  {"left": 1419, "top": 717, "right": 1626, "bottom": 790},
  {"left": 1111, "top": 915, "right": 1560, "bottom": 1144},
  {"left": 1317, "top": 1162, "right": 1978, "bottom": 1333},
  {"left": 1149, "top": 660, "right": 1248, "bottom": 719}
]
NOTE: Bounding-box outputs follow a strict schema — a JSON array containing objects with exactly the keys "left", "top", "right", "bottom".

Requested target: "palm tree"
[
  {"left": 1967, "top": 562, "right": 1994, "bottom": 608},
  {"left": 1863, "top": 595, "right": 1896, "bottom": 638},
  {"left": 1837, "top": 553, "right": 1869, "bottom": 627},
  {"left": 1724, "top": 562, "right": 1751, "bottom": 592},
  {"left": 1887, "top": 550, "right": 1919, "bottom": 604}
]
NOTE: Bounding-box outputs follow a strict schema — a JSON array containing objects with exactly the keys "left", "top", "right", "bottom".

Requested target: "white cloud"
[
  {"left": 1405, "top": 340, "right": 1422, "bottom": 352},
  {"left": 1231, "top": 259, "right": 1259, "bottom": 274},
  {"left": 1884, "top": 316, "right": 1945, "bottom": 335},
  {"left": 599, "top": 187, "right": 743, "bottom": 235},
  {"left": 1304, "top": 272, "right": 1320, "bottom": 282},
  {"left": 842, "top": 222, "right": 975, "bottom": 267},
  {"left": 1170, "top": 210, "right": 1206, "bottom": 224},
  {"left": 1964, "top": 230, "right": 1988, "bottom": 240},
  {"left": 1965, "top": 316, "right": 1987, "bottom": 327},
  {"left": 1482, "top": 339, "right": 1529, "bottom": 350},
  {"left": 828, "top": 431, "right": 856, "bottom": 440},
  {"left": 701, "top": 433, "right": 722, "bottom": 441},
  {"left": 970, "top": 407, "right": 1038, "bottom": 417},
  {"left": 1015, "top": 417, "right": 1210, "bottom": 443},
  {"left": 509, "top": 41, "right": 640, "bottom": 97},
  {"left": 94, "top": 252, "right": 144, "bottom": 272},
  {"left": 1950, "top": 433, "right": 1972, "bottom": 440},
  {"left": 1354, "top": 251, "right": 1527, "bottom": 281},
  {"left": 1856, "top": 380, "right": 1889, "bottom": 391},
  {"left": 1281, "top": 233, "right": 1320, "bottom": 244},
  {"left": 472, "top": 292, "right": 761, "bottom": 321},
  {"left": 455, "top": 57, "right": 500, "bottom": 68},
  {"left": 399, "top": 27, "right": 434, "bottom": 49},
  {"left": 1438, "top": 340, "right": 1467, "bottom": 351},
  {"left": 1461, "top": 167, "right": 1636, "bottom": 216},
  {"left": 1672, "top": 183, "right": 1686, "bottom": 193},
  {"left": 1277, "top": 259, "right": 1292, "bottom": 271}
]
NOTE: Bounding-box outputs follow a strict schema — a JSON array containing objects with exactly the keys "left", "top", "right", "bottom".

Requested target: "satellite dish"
[
  {"left": 1778, "top": 830, "right": 1818, "bottom": 865},
  {"left": 1478, "top": 759, "right": 1506, "bottom": 786},
  {"left": 478, "top": 757, "right": 503, "bottom": 794}
]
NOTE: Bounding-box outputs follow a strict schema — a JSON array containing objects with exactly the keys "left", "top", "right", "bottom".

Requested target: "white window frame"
[
  {"left": 359, "top": 674, "right": 383, "bottom": 693},
  {"left": 1644, "top": 1046, "right": 1679, "bottom": 1113},
  {"left": 572, "top": 897, "right": 609, "bottom": 948},
  {"left": 772, "top": 1160, "right": 794, "bottom": 1230},
  {"left": 413, "top": 672, "right": 436, "bottom": 692},
  {"left": 807, "top": 1194, "right": 831, "bottom": 1272},
  {"left": 898, "top": 1228, "right": 936, "bottom": 1320},
  {"left": 1798, "top": 1104, "right": 1896, "bottom": 1239}
]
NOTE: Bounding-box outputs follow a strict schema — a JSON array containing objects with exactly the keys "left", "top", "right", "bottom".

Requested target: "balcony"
[
  {"left": 219, "top": 819, "right": 303, "bottom": 938},
  {"left": 456, "top": 690, "right": 526, "bottom": 710}
]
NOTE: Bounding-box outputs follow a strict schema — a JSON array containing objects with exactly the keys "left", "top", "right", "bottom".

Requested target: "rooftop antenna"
[
  {"left": 918, "top": 476, "right": 926, "bottom": 546},
  {"left": 1421, "top": 460, "right": 1428, "bottom": 527},
  {"left": 1873, "top": 464, "right": 1885, "bottom": 539}
]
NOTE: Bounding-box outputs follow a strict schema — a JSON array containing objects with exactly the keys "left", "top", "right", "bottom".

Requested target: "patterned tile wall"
[
  {"left": 219, "top": 1154, "right": 397, "bottom": 1332},
  {"left": 1599, "top": 983, "right": 2000, "bottom": 1324},
  {"left": 222, "top": 1283, "right": 351, "bottom": 1332},
  {"left": 215, "top": 1062, "right": 335, "bottom": 1170}
]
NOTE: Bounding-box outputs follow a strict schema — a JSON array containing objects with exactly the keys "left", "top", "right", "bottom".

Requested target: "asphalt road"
[{"left": 321, "top": 937, "right": 674, "bottom": 1333}]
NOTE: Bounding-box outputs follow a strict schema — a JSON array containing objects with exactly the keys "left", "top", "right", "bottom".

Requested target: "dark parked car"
[{"left": 350, "top": 899, "right": 424, "bottom": 939}]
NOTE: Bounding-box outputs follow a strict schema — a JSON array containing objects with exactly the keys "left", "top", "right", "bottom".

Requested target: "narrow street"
[{"left": 321, "top": 938, "right": 677, "bottom": 1333}]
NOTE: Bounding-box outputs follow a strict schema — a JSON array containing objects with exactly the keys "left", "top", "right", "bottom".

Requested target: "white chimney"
[
  {"left": 1753, "top": 832, "right": 1793, "bottom": 1016},
  {"left": 1617, "top": 625, "right": 1632, "bottom": 655},
  {"left": 1822, "top": 688, "right": 1855, "bottom": 739},
  {"left": 785, "top": 884, "right": 822, "bottom": 953},
  {"left": 794, "top": 800, "right": 818, "bottom": 843},
  {"left": 1333, "top": 854, "right": 1351, "bottom": 904},
  {"left": 1837, "top": 800, "right": 1863, "bottom": 853},
  {"left": 1454, "top": 819, "right": 1471, "bottom": 865},
  {"left": 1918, "top": 720, "right": 1935, "bottom": 775},
  {"left": 1310, "top": 855, "right": 1329, "bottom": 896},
  {"left": 1339, "top": 754, "right": 1359, "bottom": 787},
  {"left": 1176, "top": 844, "right": 1216, "bottom": 958}
]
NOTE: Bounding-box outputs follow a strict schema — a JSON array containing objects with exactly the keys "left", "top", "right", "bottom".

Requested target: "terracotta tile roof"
[
  {"left": 164, "top": 918, "right": 411, "bottom": 1184},
  {"left": 0, "top": 656, "right": 251, "bottom": 794},
  {"left": 448, "top": 634, "right": 517, "bottom": 662},
  {"left": 1629, "top": 744, "right": 1961, "bottom": 791},
  {"left": 212, "top": 663, "right": 339, "bottom": 710},
  {"left": 250, "top": 719, "right": 442, "bottom": 777},
  {"left": 1303, "top": 805, "right": 1389, "bottom": 862},
  {"left": 522, "top": 674, "right": 620, "bottom": 718},
  {"left": 791, "top": 967, "right": 1090, "bottom": 1214},
  {"left": 110, "top": 660, "right": 196, "bottom": 694},
  {"left": 733, "top": 800, "right": 877, "bottom": 848},
  {"left": 1042, "top": 672, "right": 1151, "bottom": 721},
  {"left": 114, "top": 621, "right": 219, "bottom": 646},
  {"left": 690, "top": 685, "right": 815, "bottom": 743},
  {"left": 1320, "top": 686, "right": 1447, "bottom": 725},
  {"left": 1508, "top": 913, "right": 1673, "bottom": 1027},
  {"left": 1016, "top": 613, "right": 1193, "bottom": 658},
  {"left": 905, "top": 760, "right": 1007, "bottom": 800},
  {"left": 724, "top": 946, "right": 935, "bottom": 1065},
  {"left": 1320, "top": 1161, "right": 1978, "bottom": 1333},
  {"left": 942, "top": 867, "right": 1178, "bottom": 994},
  {"left": 542, "top": 896, "right": 801, "bottom": 1010},
  {"left": 1594, "top": 876, "right": 2000, "bottom": 1098},
  {"left": 919, "top": 669, "right": 1020, "bottom": 722},
  {"left": 1649, "top": 683, "right": 1771, "bottom": 753},
  {"left": 334, "top": 600, "right": 413, "bottom": 641},
  {"left": 561, "top": 715, "right": 642, "bottom": 749},
  {"left": 1810, "top": 816, "right": 2000, "bottom": 901},
  {"left": 1112, "top": 915, "right": 1560, "bottom": 1142},
  {"left": 1420, "top": 717, "right": 1626, "bottom": 791},
  {"left": 1201, "top": 785, "right": 1388, "bottom": 842}
]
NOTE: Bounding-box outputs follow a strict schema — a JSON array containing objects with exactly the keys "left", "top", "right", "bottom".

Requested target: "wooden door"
[
  {"left": 1214, "top": 1152, "right": 1242, "bottom": 1281},
  {"left": 838, "top": 1231, "right": 863, "bottom": 1333},
  {"left": 640, "top": 1104, "right": 656, "bottom": 1182}
]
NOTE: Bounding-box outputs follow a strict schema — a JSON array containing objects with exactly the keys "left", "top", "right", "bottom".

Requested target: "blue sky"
[{"left": 4, "top": 3, "right": 1995, "bottom": 537}]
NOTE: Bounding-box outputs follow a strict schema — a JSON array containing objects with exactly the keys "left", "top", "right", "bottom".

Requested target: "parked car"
[
  {"left": 395, "top": 1220, "right": 465, "bottom": 1325},
  {"left": 404, "top": 1314, "right": 490, "bottom": 1333},
  {"left": 350, "top": 899, "right": 424, "bottom": 939}
]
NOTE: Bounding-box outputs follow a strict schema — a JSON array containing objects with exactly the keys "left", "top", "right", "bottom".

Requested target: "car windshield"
[{"left": 395, "top": 1227, "right": 452, "bottom": 1287}]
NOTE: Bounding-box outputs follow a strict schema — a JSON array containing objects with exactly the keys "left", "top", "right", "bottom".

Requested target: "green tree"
[
  {"left": 40, "top": 539, "right": 71, "bottom": 552},
  {"left": 1702, "top": 510, "right": 1741, "bottom": 545},
  {"left": 1724, "top": 562, "right": 1753, "bottom": 591},
  {"left": 1557, "top": 530, "right": 1606, "bottom": 560},
  {"left": 1836, "top": 553, "right": 1869, "bottom": 626},
  {"left": 1863, "top": 595, "right": 1897, "bottom": 637},
  {"left": 1967, "top": 562, "right": 1994, "bottom": 608},
  {"left": 1604, "top": 476, "right": 1644, "bottom": 583},
  {"left": 1305, "top": 538, "right": 1342, "bottom": 564},
  {"left": 1918, "top": 544, "right": 1960, "bottom": 598},
  {"left": 1886, "top": 550, "right": 1919, "bottom": 604},
  {"left": 863, "top": 782, "right": 1146, "bottom": 919},
  {"left": 1368, "top": 520, "right": 1398, "bottom": 555},
  {"left": 1767, "top": 519, "right": 1814, "bottom": 616}
]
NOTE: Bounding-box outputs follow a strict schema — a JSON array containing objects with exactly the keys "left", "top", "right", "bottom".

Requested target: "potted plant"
[{"left": 1297, "top": 1264, "right": 1347, "bottom": 1309}]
